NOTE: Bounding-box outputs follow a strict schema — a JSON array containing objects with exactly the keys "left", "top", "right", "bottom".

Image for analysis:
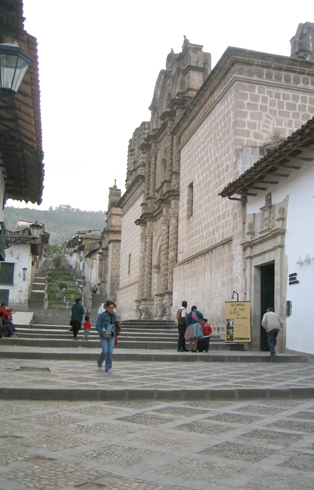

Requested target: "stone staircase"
[
  {"left": 28, "top": 271, "right": 46, "bottom": 309},
  {"left": 12, "top": 319, "right": 232, "bottom": 350},
  {"left": 2, "top": 318, "right": 307, "bottom": 363}
]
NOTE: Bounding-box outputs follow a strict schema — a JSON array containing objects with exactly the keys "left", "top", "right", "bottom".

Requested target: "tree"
[
  {"left": 48, "top": 244, "right": 62, "bottom": 256},
  {"left": 53, "top": 255, "right": 63, "bottom": 270}
]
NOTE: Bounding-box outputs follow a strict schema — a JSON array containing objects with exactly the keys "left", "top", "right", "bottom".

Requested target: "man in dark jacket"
[{"left": 70, "top": 298, "right": 84, "bottom": 340}]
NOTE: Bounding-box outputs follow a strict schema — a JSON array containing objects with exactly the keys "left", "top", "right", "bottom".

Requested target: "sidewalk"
[
  {"left": 1, "top": 350, "right": 314, "bottom": 401},
  {"left": 1, "top": 345, "right": 314, "bottom": 489}
]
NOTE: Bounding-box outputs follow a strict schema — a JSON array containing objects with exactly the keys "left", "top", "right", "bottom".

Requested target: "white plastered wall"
[{"left": 246, "top": 149, "right": 314, "bottom": 355}]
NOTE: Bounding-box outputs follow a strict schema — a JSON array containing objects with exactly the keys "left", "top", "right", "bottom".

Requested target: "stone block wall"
[
  {"left": 107, "top": 240, "right": 120, "bottom": 301},
  {"left": 173, "top": 240, "right": 233, "bottom": 336},
  {"left": 175, "top": 61, "right": 314, "bottom": 330},
  {"left": 117, "top": 193, "right": 143, "bottom": 320}
]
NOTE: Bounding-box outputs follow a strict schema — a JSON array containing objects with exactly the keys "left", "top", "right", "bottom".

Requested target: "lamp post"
[
  {"left": 0, "top": 39, "right": 33, "bottom": 94},
  {"left": 29, "top": 221, "right": 43, "bottom": 239},
  {"left": 22, "top": 267, "right": 27, "bottom": 281},
  {"left": 4, "top": 220, "right": 43, "bottom": 248}
]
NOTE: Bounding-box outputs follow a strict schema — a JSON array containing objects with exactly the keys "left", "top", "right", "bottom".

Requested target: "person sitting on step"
[{"left": 0, "top": 311, "right": 17, "bottom": 340}]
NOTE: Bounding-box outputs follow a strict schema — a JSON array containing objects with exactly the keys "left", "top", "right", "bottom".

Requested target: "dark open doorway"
[{"left": 260, "top": 262, "right": 274, "bottom": 351}]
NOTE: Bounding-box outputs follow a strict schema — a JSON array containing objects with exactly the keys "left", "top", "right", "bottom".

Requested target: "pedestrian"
[
  {"left": 262, "top": 306, "right": 283, "bottom": 359},
  {"left": 0, "top": 303, "right": 16, "bottom": 332},
  {"left": 96, "top": 299, "right": 118, "bottom": 373},
  {"left": 70, "top": 298, "right": 84, "bottom": 340},
  {"left": 82, "top": 313, "right": 91, "bottom": 341},
  {"left": 177, "top": 301, "right": 188, "bottom": 352},
  {"left": 198, "top": 318, "right": 212, "bottom": 352},
  {"left": 185, "top": 305, "right": 205, "bottom": 352},
  {"left": 0, "top": 311, "right": 17, "bottom": 339}
]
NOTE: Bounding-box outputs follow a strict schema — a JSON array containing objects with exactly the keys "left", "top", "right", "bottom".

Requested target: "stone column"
[
  {"left": 167, "top": 201, "right": 179, "bottom": 292},
  {"left": 149, "top": 149, "right": 157, "bottom": 197},
  {"left": 99, "top": 249, "right": 108, "bottom": 298},
  {"left": 137, "top": 225, "right": 146, "bottom": 299},
  {"left": 171, "top": 135, "right": 180, "bottom": 190},
  {"left": 143, "top": 221, "right": 153, "bottom": 298},
  {"left": 144, "top": 148, "right": 151, "bottom": 199},
  {"left": 160, "top": 210, "right": 170, "bottom": 293}
]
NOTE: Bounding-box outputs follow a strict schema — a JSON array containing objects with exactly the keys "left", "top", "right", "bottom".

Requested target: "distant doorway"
[{"left": 260, "top": 263, "right": 274, "bottom": 351}]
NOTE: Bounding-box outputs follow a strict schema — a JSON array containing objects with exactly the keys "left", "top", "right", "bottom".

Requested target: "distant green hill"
[{"left": 4, "top": 205, "right": 106, "bottom": 244}]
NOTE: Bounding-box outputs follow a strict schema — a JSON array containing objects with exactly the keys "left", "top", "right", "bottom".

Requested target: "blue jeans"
[
  {"left": 267, "top": 328, "right": 279, "bottom": 355},
  {"left": 0, "top": 323, "right": 14, "bottom": 337},
  {"left": 98, "top": 334, "right": 115, "bottom": 371}
]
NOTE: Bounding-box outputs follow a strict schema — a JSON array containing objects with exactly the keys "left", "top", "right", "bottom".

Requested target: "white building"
[{"left": 220, "top": 117, "right": 314, "bottom": 355}]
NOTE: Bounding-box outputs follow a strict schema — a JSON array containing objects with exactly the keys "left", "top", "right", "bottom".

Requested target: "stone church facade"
[{"left": 113, "top": 23, "right": 314, "bottom": 351}]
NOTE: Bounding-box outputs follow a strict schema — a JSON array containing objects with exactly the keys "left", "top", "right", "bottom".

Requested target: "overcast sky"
[{"left": 7, "top": 0, "right": 313, "bottom": 212}]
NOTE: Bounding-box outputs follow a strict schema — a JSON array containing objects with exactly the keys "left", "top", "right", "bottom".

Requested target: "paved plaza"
[
  {"left": 0, "top": 354, "right": 314, "bottom": 400},
  {"left": 1, "top": 354, "right": 314, "bottom": 489},
  {"left": 1, "top": 396, "right": 314, "bottom": 489}
]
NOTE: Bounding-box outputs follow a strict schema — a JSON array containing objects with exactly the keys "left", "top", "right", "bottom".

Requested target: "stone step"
[
  {"left": 32, "top": 283, "right": 46, "bottom": 290},
  {"left": 0, "top": 346, "right": 306, "bottom": 363},
  {"left": 2, "top": 337, "right": 237, "bottom": 350},
  {"left": 13, "top": 326, "right": 223, "bottom": 342},
  {"left": 29, "top": 291, "right": 45, "bottom": 300},
  {"left": 34, "top": 272, "right": 46, "bottom": 278},
  {"left": 28, "top": 300, "right": 45, "bottom": 309}
]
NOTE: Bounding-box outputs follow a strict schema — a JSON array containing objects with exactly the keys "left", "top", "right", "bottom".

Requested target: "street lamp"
[
  {"left": 4, "top": 220, "right": 43, "bottom": 248},
  {"left": 0, "top": 39, "right": 33, "bottom": 94},
  {"left": 22, "top": 267, "right": 27, "bottom": 281},
  {"left": 29, "top": 221, "right": 43, "bottom": 239}
]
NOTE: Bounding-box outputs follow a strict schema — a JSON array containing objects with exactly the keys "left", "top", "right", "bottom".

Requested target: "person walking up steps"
[
  {"left": 82, "top": 313, "right": 91, "bottom": 341},
  {"left": 70, "top": 298, "right": 84, "bottom": 340},
  {"left": 262, "top": 306, "right": 283, "bottom": 360}
]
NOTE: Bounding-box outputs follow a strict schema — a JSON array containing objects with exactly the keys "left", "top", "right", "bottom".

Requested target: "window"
[
  {"left": 0, "top": 289, "right": 9, "bottom": 304},
  {"left": 188, "top": 182, "right": 194, "bottom": 218},
  {"left": 0, "top": 263, "right": 14, "bottom": 284}
]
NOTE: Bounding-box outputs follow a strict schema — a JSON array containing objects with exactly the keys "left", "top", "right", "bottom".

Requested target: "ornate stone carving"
[
  {"left": 140, "top": 304, "right": 151, "bottom": 319},
  {"left": 137, "top": 226, "right": 146, "bottom": 299},
  {"left": 260, "top": 193, "right": 274, "bottom": 232},
  {"left": 246, "top": 220, "right": 255, "bottom": 238},
  {"left": 143, "top": 230, "right": 153, "bottom": 297},
  {"left": 291, "top": 22, "right": 314, "bottom": 62},
  {"left": 155, "top": 295, "right": 164, "bottom": 319},
  {"left": 160, "top": 214, "right": 170, "bottom": 292},
  {"left": 163, "top": 294, "right": 173, "bottom": 319}
]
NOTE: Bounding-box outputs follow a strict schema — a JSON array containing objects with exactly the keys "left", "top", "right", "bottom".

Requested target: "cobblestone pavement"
[
  {"left": 1, "top": 356, "right": 314, "bottom": 396},
  {"left": 1, "top": 397, "right": 314, "bottom": 489}
]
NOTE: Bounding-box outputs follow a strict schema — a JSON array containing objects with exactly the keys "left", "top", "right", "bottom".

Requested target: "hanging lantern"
[{"left": 0, "top": 39, "right": 33, "bottom": 93}]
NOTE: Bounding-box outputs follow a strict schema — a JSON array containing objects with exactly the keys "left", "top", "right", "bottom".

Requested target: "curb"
[
  {"left": 1, "top": 387, "right": 314, "bottom": 401},
  {"left": 0, "top": 351, "right": 307, "bottom": 362}
]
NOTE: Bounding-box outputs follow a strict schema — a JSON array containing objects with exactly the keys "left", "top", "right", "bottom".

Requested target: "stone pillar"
[
  {"left": 143, "top": 221, "right": 153, "bottom": 298},
  {"left": 171, "top": 135, "right": 180, "bottom": 190},
  {"left": 99, "top": 249, "right": 108, "bottom": 298},
  {"left": 137, "top": 225, "right": 146, "bottom": 299},
  {"left": 149, "top": 149, "right": 157, "bottom": 196},
  {"left": 160, "top": 209, "right": 170, "bottom": 293},
  {"left": 167, "top": 201, "right": 178, "bottom": 292}
]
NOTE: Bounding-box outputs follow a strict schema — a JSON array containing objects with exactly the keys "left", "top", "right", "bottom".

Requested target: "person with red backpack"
[{"left": 177, "top": 301, "right": 188, "bottom": 352}]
